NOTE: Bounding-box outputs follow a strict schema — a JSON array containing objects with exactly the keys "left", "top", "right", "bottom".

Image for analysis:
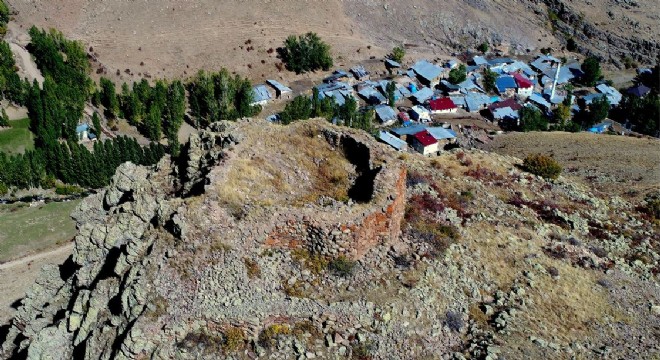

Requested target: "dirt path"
[
  {"left": 0, "top": 243, "right": 73, "bottom": 271},
  {"left": 5, "top": 23, "right": 44, "bottom": 87},
  {"left": 0, "top": 243, "right": 73, "bottom": 323}
]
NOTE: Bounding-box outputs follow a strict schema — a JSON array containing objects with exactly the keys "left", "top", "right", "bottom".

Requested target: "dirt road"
[{"left": 0, "top": 243, "right": 73, "bottom": 323}]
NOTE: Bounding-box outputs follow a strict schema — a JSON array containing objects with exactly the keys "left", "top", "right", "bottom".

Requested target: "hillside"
[
  {"left": 2, "top": 119, "right": 658, "bottom": 359},
  {"left": 5, "top": 0, "right": 657, "bottom": 85}
]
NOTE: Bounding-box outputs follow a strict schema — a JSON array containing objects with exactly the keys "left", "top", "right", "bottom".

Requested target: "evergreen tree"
[
  {"left": 386, "top": 81, "right": 397, "bottom": 107},
  {"left": 448, "top": 64, "right": 467, "bottom": 85},
  {"left": 92, "top": 112, "right": 102, "bottom": 139},
  {"left": 99, "top": 77, "right": 119, "bottom": 118},
  {"left": 520, "top": 107, "right": 548, "bottom": 132},
  {"left": 0, "top": 107, "right": 8, "bottom": 127},
  {"left": 281, "top": 32, "right": 333, "bottom": 74},
  {"left": 483, "top": 69, "right": 498, "bottom": 93},
  {"left": 581, "top": 57, "right": 602, "bottom": 86}
]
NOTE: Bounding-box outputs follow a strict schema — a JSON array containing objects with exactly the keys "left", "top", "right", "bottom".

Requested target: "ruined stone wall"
[{"left": 263, "top": 167, "right": 407, "bottom": 260}]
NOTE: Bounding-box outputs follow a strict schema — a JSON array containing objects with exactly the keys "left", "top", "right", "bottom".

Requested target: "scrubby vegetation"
[
  {"left": 389, "top": 46, "right": 405, "bottom": 63},
  {"left": 522, "top": 153, "right": 562, "bottom": 180},
  {"left": 448, "top": 64, "right": 467, "bottom": 85},
  {"left": 280, "top": 32, "right": 333, "bottom": 74},
  {"left": 259, "top": 324, "right": 291, "bottom": 348},
  {"left": 328, "top": 255, "right": 356, "bottom": 277}
]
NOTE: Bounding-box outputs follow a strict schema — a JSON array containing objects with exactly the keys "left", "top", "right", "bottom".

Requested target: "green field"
[
  {"left": 0, "top": 199, "right": 80, "bottom": 263},
  {"left": 0, "top": 118, "right": 35, "bottom": 155}
]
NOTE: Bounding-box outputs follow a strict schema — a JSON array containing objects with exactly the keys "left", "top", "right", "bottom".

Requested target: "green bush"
[
  {"left": 280, "top": 32, "right": 333, "bottom": 74},
  {"left": 0, "top": 181, "right": 7, "bottom": 196},
  {"left": 390, "top": 46, "right": 405, "bottom": 63},
  {"left": 55, "top": 183, "right": 83, "bottom": 195},
  {"left": 329, "top": 255, "right": 356, "bottom": 277},
  {"left": 522, "top": 154, "right": 562, "bottom": 180}
]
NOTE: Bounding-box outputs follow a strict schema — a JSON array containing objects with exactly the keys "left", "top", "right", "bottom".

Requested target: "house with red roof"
[
  {"left": 512, "top": 73, "right": 534, "bottom": 99},
  {"left": 411, "top": 130, "right": 439, "bottom": 156},
  {"left": 429, "top": 97, "right": 458, "bottom": 114}
]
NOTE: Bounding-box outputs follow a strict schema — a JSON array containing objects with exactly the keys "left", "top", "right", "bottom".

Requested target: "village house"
[
  {"left": 266, "top": 80, "right": 293, "bottom": 100},
  {"left": 378, "top": 130, "right": 407, "bottom": 151},
  {"left": 488, "top": 98, "right": 523, "bottom": 119},
  {"left": 411, "top": 130, "right": 439, "bottom": 155},
  {"left": 429, "top": 97, "right": 458, "bottom": 114},
  {"left": 411, "top": 60, "right": 444, "bottom": 87},
  {"left": 351, "top": 65, "right": 370, "bottom": 81},
  {"left": 595, "top": 84, "right": 622, "bottom": 106},
  {"left": 495, "top": 75, "right": 517, "bottom": 97},
  {"left": 251, "top": 85, "right": 272, "bottom": 106},
  {"left": 76, "top": 123, "right": 96, "bottom": 142},
  {"left": 512, "top": 73, "right": 534, "bottom": 99},
  {"left": 374, "top": 105, "right": 397, "bottom": 126},
  {"left": 410, "top": 86, "right": 435, "bottom": 104},
  {"left": 426, "top": 126, "right": 457, "bottom": 147},
  {"left": 410, "top": 105, "right": 431, "bottom": 122},
  {"left": 626, "top": 84, "right": 651, "bottom": 98}
]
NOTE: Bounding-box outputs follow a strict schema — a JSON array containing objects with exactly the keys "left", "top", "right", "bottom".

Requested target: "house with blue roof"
[
  {"left": 465, "top": 93, "right": 494, "bottom": 112},
  {"left": 391, "top": 124, "right": 428, "bottom": 137},
  {"left": 410, "top": 86, "right": 434, "bottom": 104},
  {"left": 495, "top": 75, "right": 517, "bottom": 96},
  {"left": 357, "top": 86, "right": 386, "bottom": 105},
  {"left": 378, "top": 131, "right": 408, "bottom": 151},
  {"left": 595, "top": 84, "right": 622, "bottom": 106},
  {"left": 411, "top": 60, "right": 444, "bottom": 86},
  {"left": 251, "top": 85, "right": 272, "bottom": 106},
  {"left": 323, "top": 70, "right": 350, "bottom": 83},
  {"left": 528, "top": 93, "right": 552, "bottom": 110},
  {"left": 374, "top": 105, "right": 397, "bottom": 125},
  {"left": 76, "top": 123, "right": 96, "bottom": 142},
  {"left": 426, "top": 127, "right": 457, "bottom": 145},
  {"left": 385, "top": 59, "right": 401, "bottom": 69},
  {"left": 266, "top": 80, "right": 293, "bottom": 99},
  {"left": 472, "top": 56, "right": 488, "bottom": 67}
]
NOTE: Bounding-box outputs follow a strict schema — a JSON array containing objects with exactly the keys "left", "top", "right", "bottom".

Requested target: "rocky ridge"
[{"left": 2, "top": 119, "right": 659, "bottom": 359}]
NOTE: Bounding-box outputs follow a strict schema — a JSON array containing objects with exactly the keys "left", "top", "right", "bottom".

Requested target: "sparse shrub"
[
  {"left": 177, "top": 330, "right": 225, "bottom": 355},
  {"left": 55, "top": 183, "right": 84, "bottom": 195},
  {"left": 591, "top": 246, "right": 607, "bottom": 258},
  {"left": 329, "top": 255, "right": 356, "bottom": 277},
  {"left": 477, "top": 42, "right": 489, "bottom": 53},
  {"left": 465, "top": 165, "right": 505, "bottom": 183},
  {"left": 146, "top": 295, "right": 169, "bottom": 318},
  {"left": 222, "top": 327, "right": 245, "bottom": 353},
  {"left": 445, "top": 311, "right": 464, "bottom": 332},
  {"left": 546, "top": 266, "right": 559, "bottom": 277},
  {"left": 408, "top": 221, "right": 459, "bottom": 257},
  {"left": 352, "top": 340, "right": 375, "bottom": 360},
  {"left": 639, "top": 192, "right": 660, "bottom": 221},
  {"left": 405, "top": 170, "right": 430, "bottom": 188},
  {"left": 522, "top": 154, "right": 562, "bottom": 180},
  {"left": 282, "top": 279, "right": 306, "bottom": 298},
  {"left": 596, "top": 278, "right": 612, "bottom": 288},
  {"left": 244, "top": 257, "right": 261, "bottom": 279},
  {"left": 0, "top": 182, "right": 7, "bottom": 196},
  {"left": 291, "top": 248, "right": 329, "bottom": 274},
  {"left": 456, "top": 152, "right": 473, "bottom": 167},
  {"left": 259, "top": 324, "right": 291, "bottom": 348}
]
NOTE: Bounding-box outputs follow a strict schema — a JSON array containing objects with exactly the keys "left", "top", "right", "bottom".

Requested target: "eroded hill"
[{"left": 1, "top": 119, "right": 659, "bottom": 359}]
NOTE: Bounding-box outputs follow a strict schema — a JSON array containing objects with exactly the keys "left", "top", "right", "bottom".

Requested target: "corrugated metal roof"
[
  {"left": 411, "top": 60, "right": 443, "bottom": 82},
  {"left": 495, "top": 76, "right": 517, "bottom": 93},
  {"left": 374, "top": 105, "right": 397, "bottom": 123},
  {"left": 410, "top": 87, "right": 434, "bottom": 103},
  {"left": 385, "top": 59, "right": 401, "bottom": 68},
  {"left": 76, "top": 123, "right": 89, "bottom": 133},
  {"left": 357, "top": 86, "right": 386, "bottom": 104},
  {"left": 413, "top": 130, "right": 438, "bottom": 146},
  {"left": 583, "top": 93, "right": 606, "bottom": 105},
  {"left": 626, "top": 84, "right": 651, "bottom": 97},
  {"left": 528, "top": 93, "right": 552, "bottom": 109},
  {"left": 427, "top": 127, "right": 457, "bottom": 140},
  {"left": 596, "top": 84, "right": 622, "bottom": 105},
  {"left": 429, "top": 98, "right": 457, "bottom": 111},
  {"left": 266, "top": 79, "right": 292, "bottom": 93},
  {"left": 465, "top": 93, "right": 493, "bottom": 112},
  {"left": 252, "top": 85, "right": 272, "bottom": 103},
  {"left": 450, "top": 95, "right": 467, "bottom": 108},
  {"left": 492, "top": 107, "right": 520, "bottom": 120},
  {"left": 392, "top": 124, "right": 427, "bottom": 136},
  {"left": 351, "top": 65, "right": 369, "bottom": 79},
  {"left": 379, "top": 131, "right": 407, "bottom": 150},
  {"left": 473, "top": 56, "right": 488, "bottom": 66}
]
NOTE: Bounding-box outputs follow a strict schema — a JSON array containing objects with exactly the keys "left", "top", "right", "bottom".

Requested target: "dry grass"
[{"left": 214, "top": 122, "right": 353, "bottom": 209}]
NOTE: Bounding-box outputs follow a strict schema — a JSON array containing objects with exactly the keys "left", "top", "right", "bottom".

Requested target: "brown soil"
[{"left": 482, "top": 131, "right": 660, "bottom": 200}]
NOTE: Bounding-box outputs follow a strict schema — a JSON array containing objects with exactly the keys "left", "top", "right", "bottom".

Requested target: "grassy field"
[
  {"left": 0, "top": 118, "right": 34, "bottom": 155},
  {"left": 0, "top": 200, "right": 80, "bottom": 263}
]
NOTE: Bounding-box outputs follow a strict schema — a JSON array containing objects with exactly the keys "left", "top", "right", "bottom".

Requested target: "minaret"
[{"left": 550, "top": 62, "right": 561, "bottom": 100}]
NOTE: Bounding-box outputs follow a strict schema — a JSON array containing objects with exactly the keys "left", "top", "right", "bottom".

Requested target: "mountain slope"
[{"left": 2, "top": 119, "right": 658, "bottom": 359}]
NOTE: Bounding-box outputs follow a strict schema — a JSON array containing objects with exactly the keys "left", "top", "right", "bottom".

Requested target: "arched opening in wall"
[{"left": 341, "top": 136, "right": 381, "bottom": 203}]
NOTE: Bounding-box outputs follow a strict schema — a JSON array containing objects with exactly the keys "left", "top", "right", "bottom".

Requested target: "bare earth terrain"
[{"left": 482, "top": 132, "right": 660, "bottom": 200}]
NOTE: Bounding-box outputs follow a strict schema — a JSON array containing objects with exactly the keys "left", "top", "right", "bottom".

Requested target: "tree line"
[
  {"left": 279, "top": 87, "right": 374, "bottom": 132},
  {"left": 0, "top": 136, "right": 164, "bottom": 190}
]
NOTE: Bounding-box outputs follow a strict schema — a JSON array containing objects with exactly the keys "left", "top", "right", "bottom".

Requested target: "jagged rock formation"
[{"left": 2, "top": 119, "right": 659, "bottom": 359}]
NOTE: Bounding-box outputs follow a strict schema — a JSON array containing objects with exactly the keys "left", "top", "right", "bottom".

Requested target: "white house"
[
  {"left": 410, "top": 105, "right": 431, "bottom": 122},
  {"left": 412, "top": 130, "right": 439, "bottom": 156}
]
